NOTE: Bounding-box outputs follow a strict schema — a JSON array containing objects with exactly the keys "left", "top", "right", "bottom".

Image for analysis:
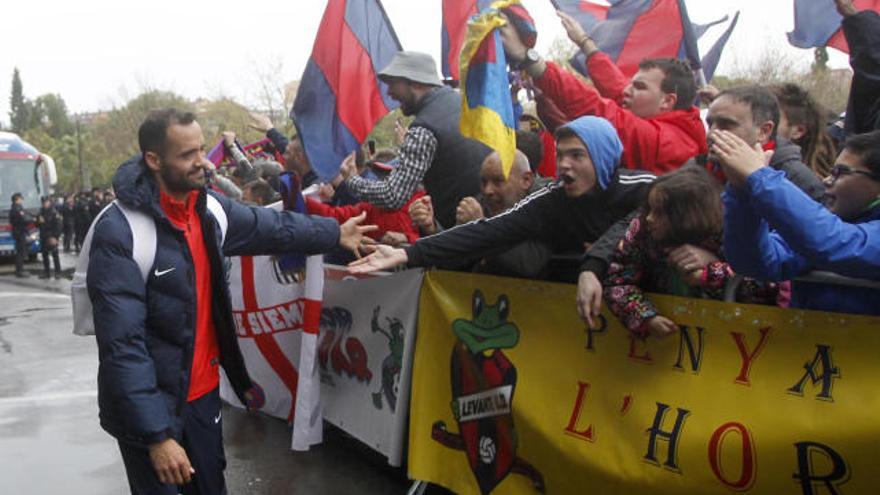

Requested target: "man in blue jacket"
[
  {"left": 715, "top": 128, "right": 880, "bottom": 315},
  {"left": 88, "top": 108, "right": 374, "bottom": 495}
]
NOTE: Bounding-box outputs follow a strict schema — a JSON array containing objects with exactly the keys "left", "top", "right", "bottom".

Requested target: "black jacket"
[
  {"left": 37, "top": 206, "right": 62, "bottom": 240},
  {"left": 411, "top": 87, "right": 492, "bottom": 228},
  {"left": 405, "top": 170, "right": 655, "bottom": 280},
  {"left": 9, "top": 202, "right": 31, "bottom": 238},
  {"left": 843, "top": 10, "right": 880, "bottom": 135}
]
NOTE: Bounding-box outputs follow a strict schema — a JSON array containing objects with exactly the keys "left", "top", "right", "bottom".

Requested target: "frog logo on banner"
[{"left": 431, "top": 290, "right": 545, "bottom": 494}]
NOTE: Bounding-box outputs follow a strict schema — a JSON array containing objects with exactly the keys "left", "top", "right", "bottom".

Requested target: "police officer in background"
[{"left": 9, "top": 192, "right": 32, "bottom": 278}]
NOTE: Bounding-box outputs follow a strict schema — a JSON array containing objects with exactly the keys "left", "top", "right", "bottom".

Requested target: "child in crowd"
[{"left": 603, "top": 167, "right": 779, "bottom": 339}]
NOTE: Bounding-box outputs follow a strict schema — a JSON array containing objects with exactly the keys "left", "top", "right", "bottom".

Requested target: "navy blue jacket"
[
  {"left": 723, "top": 167, "right": 880, "bottom": 315},
  {"left": 88, "top": 157, "right": 340, "bottom": 446}
]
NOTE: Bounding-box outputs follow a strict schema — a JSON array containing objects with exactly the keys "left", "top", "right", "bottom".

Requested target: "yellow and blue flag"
[{"left": 459, "top": 0, "right": 526, "bottom": 178}]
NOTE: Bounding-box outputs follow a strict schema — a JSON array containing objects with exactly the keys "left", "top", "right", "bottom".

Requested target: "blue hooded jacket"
[
  {"left": 89, "top": 157, "right": 340, "bottom": 446},
  {"left": 724, "top": 167, "right": 880, "bottom": 315},
  {"left": 559, "top": 116, "right": 624, "bottom": 191}
]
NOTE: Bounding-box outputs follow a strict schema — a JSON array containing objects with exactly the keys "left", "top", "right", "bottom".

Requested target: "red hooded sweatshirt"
[{"left": 534, "top": 54, "right": 707, "bottom": 175}]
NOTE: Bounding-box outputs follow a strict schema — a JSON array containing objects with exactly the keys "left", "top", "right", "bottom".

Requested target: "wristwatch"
[{"left": 520, "top": 48, "right": 541, "bottom": 69}]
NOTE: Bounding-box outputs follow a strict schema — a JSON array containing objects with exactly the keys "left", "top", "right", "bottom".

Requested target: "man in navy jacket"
[{"left": 88, "top": 108, "right": 374, "bottom": 494}]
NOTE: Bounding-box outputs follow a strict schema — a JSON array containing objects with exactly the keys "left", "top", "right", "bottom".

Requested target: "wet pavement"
[{"left": 0, "top": 253, "right": 423, "bottom": 494}]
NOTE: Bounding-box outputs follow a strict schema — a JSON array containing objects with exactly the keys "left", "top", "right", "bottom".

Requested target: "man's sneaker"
[{"left": 39, "top": 272, "right": 50, "bottom": 279}]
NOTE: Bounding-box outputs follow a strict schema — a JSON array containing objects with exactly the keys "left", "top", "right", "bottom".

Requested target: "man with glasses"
[{"left": 715, "top": 129, "right": 880, "bottom": 315}]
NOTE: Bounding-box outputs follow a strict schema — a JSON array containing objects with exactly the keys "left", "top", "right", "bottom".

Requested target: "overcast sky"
[{"left": 1, "top": 0, "right": 849, "bottom": 127}]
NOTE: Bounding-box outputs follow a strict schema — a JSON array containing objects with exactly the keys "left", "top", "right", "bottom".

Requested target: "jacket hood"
[
  {"left": 559, "top": 116, "right": 623, "bottom": 190},
  {"left": 768, "top": 139, "right": 802, "bottom": 167},
  {"left": 112, "top": 154, "right": 165, "bottom": 216},
  {"left": 653, "top": 107, "right": 709, "bottom": 154}
]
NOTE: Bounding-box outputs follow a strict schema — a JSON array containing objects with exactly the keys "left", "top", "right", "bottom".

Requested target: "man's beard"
[
  {"left": 399, "top": 101, "right": 416, "bottom": 116},
  {"left": 161, "top": 165, "right": 206, "bottom": 194}
]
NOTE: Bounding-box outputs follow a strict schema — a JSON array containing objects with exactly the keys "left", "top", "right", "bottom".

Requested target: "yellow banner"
[{"left": 408, "top": 271, "right": 880, "bottom": 494}]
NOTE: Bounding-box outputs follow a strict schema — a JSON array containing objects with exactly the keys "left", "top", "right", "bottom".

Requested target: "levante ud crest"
[{"left": 432, "top": 290, "right": 544, "bottom": 494}]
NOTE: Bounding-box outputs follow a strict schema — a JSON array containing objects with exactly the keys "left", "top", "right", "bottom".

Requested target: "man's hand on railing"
[{"left": 577, "top": 271, "right": 603, "bottom": 328}]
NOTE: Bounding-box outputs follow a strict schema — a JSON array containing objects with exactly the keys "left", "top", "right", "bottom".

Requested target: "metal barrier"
[{"left": 723, "top": 271, "right": 880, "bottom": 302}]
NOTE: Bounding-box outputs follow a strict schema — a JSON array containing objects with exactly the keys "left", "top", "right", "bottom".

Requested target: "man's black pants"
[
  {"left": 14, "top": 236, "right": 27, "bottom": 274},
  {"left": 117, "top": 388, "right": 227, "bottom": 495}
]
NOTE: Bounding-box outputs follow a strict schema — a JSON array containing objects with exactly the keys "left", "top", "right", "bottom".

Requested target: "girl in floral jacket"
[{"left": 603, "top": 167, "right": 778, "bottom": 339}]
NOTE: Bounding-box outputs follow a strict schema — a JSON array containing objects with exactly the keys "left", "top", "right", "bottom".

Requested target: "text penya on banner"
[{"left": 408, "top": 271, "right": 879, "bottom": 495}]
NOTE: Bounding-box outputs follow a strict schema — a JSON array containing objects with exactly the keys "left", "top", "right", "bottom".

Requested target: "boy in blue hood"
[
  {"left": 349, "top": 116, "right": 656, "bottom": 325},
  {"left": 716, "top": 128, "right": 880, "bottom": 315}
]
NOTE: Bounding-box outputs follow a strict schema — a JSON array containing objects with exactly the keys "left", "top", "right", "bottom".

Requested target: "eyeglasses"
[{"left": 829, "top": 164, "right": 880, "bottom": 183}]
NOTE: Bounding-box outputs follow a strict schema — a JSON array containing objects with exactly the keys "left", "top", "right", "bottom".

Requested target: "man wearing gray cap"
[{"left": 337, "top": 51, "right": 491, "bottom": 229}]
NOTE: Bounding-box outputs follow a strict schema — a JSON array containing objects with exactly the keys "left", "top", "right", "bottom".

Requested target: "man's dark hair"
[
  {"left": 638, "top": 58, "right": 696, "bottom": 111},
  {"left": 243, "top": 179, "right": 278, "bottom": 206},
  {"left": 11, "top": 192, "right": 22, "bottom": 202},
  {"left": 138, "top": 108, "right": 197, "bottom": 156},
  {"left": 844, "top": 130, "right": 880, "bottom": 175},
  {"left": 516, "top": 130, "right": 544, "bottom": 173},
  {"left": 717, "top": 86, "right": 781, "bottom": 141}
]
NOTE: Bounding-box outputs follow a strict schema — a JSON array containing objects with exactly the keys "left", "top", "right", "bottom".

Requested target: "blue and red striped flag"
[
  {"left": 460, "top": 0, "right": 522, "bottom": 177},
  {"left": 787, "top": 0, "right": 880, "bottom": 53},
  {"left": 292, "top": 0, "right": 402, "bottom": 180},
  {"left": 553, "top": 0, "right": 735, "bottom": 82}
]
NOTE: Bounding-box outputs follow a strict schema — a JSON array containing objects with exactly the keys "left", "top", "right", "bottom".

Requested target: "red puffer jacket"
[{"left": 534, "top": 56, "right": 707, "bottom": 175}]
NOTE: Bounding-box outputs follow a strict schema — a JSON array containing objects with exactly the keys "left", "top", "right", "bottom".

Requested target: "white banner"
[
  {"left": 220, "top": 251, "right": 324, "bottom": 451},
  {"left": 318, "top": 267, "right": 423, "bottom": 466}
]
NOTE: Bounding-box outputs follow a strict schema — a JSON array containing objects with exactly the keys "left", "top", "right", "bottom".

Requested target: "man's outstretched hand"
[
  {"left": 348, "top": 245, "right": 409, "bottom": 274},
  {"left": 338, "top": 212, "right": 378, "bottom": 259}
]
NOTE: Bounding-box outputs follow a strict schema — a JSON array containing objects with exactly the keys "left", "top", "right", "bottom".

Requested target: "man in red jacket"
[{"left": 500, "top": 12, "right": 707, "bottom": 175}]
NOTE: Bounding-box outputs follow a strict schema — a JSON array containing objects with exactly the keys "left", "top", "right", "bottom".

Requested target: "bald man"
[
  {"left": 460, "top": 150, "right": 540, "bottom": 221},
  {"left": 409, "top": 150, "right": 553, "bottom": 278}
]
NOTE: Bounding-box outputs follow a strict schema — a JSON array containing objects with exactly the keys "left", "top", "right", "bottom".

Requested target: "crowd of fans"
[{"left": 50, "top": 1, "right": 880, "bottom": 335}]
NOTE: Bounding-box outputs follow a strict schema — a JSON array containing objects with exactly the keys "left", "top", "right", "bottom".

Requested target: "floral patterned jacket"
[{"left": 603, "top": 217, "right": 779, "bottom": 337}]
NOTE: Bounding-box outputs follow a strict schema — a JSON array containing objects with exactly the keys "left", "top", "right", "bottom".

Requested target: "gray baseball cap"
[{"left": 378, "top": 51, "right": 443, "bottom": 87}]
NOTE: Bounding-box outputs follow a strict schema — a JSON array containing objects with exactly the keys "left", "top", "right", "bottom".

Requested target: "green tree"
[
  {"left": 197, "top": 98, "right": 265, "bottom": 149},
  {"left": 31, "top": 94, "right": 74, "bottom": 138},
  {"left": 88, "top": 90, "right": 192, "bottom": 187},
  {"left": 9, "top": 68, "right": 30, "bottom": 134}
]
